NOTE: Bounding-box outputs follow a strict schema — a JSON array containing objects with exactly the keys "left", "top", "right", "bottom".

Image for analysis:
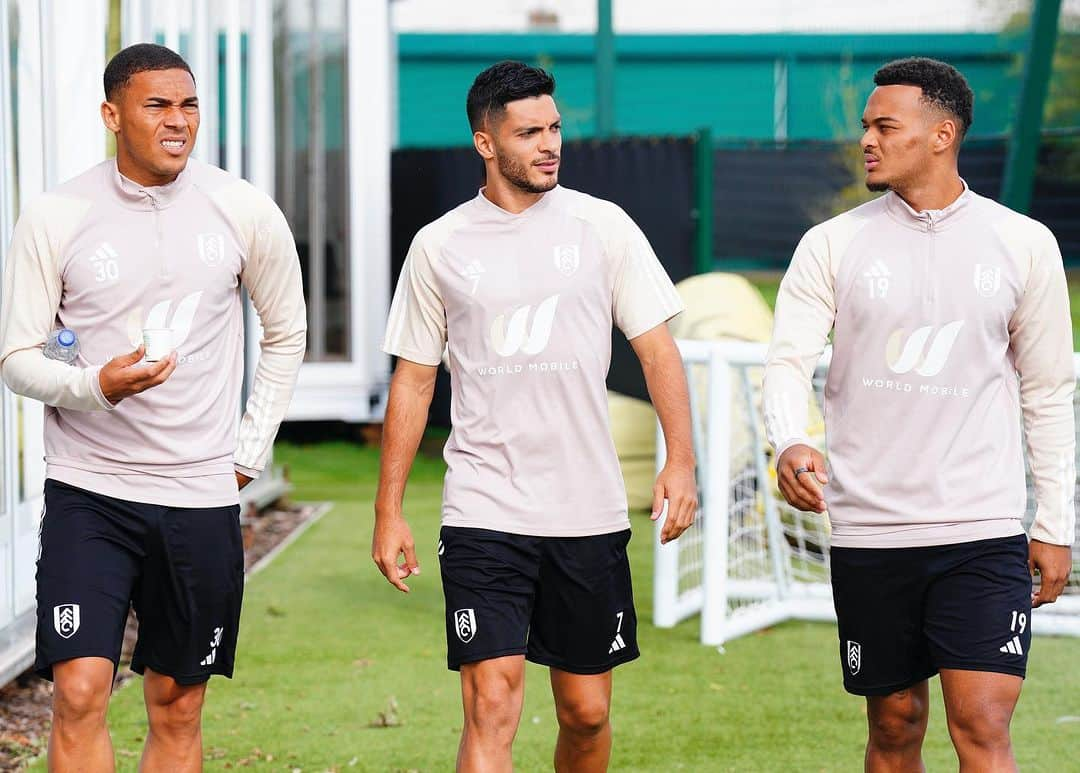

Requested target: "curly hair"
[
  {"left": 104, "top": 44, "right": 193, "bottom": 101},
  {"left": 873, "top": 57, "right": 974, "bottom": 139},
  {"left": 466, "top": 61, "right": 555, "bottom": 133}
]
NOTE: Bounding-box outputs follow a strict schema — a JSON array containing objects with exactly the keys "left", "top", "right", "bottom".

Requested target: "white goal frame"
[{"left": 654, "top": 339, "right": 1080, "bottom": 646}]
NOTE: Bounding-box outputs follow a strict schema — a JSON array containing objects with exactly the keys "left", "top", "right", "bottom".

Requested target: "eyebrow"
[
  {"left": 517, "top": 119, "right": 561, "bottom": 132},
  {"left": 144, "top": 96, "right": 199, "bottom": 106},
  {"left": 863, "top": 115, "right": 900, "bottom": 125}
]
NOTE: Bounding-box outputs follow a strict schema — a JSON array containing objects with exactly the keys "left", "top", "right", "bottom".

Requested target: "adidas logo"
[
  {"left": 460, "top": 260, "right": 486, "bottom": 295},
  {"left": 200, "top": 626, "right": 224, "bottom": 666},
  {"left": 608, "top": 610, "right": 627, "bottom": 655},
  {"left": 864, "top": 259, "right": 891, "bottom": 278},
  {"left": 92, "top": 242, "right": 118, "bottom": 264},
  {"left": 999, "top": 635, "right": 1024, "bottom": 656}
]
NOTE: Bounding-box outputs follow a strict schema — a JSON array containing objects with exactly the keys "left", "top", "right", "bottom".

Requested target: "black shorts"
[
  {"left": 35, "top": 479, "right": 245, "bottom": 685},
  {"left": 830, "top": 533, "right": 1032, "bottom": 696},
  {"left": 438, "top": 526, "right": 640, "bottom": 674}
]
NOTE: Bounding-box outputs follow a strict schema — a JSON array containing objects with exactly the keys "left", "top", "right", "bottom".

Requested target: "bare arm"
[
  {"left": 631, "top": 324, "right": 697, "bottom": 544},
  {"left": 372, "top": 358, "right": 438, "bottom": 592}
]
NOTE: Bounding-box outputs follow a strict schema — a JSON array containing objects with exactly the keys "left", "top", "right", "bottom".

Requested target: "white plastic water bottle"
[{"left": 43, "top": 328, "right": 80, "bottom": 364}]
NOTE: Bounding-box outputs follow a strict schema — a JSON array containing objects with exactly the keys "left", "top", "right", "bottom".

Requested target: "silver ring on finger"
[{"left": 794, "top": 466, "right": 810, "bottom": 478}]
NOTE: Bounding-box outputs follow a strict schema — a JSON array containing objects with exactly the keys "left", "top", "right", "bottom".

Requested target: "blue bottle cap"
[{"left": 57, "top": 329, "right": 76, "bottom": 347}]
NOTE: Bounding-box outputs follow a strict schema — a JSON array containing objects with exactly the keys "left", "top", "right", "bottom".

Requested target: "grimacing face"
[
  {"left": 860, "top": 84, "right": 950, "bottom": 193},
  {"left": 102, "top": 68, "right": 200, "bottom": 186},
  {"left": 485, "top": 94, "right": 562, "bottom": 194}
]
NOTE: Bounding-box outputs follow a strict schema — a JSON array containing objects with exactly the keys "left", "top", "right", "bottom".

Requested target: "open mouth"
[{"left": 161, "top": 139, "right": 187, "bottom": 154}]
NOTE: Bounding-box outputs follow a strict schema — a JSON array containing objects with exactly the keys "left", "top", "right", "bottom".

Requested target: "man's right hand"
[
  {"left": 372, "top": 511, "right": 420, "bottom": 593},
  {"left": 98, "top": 345, "right": 177, "bottom": 405},
  {"left": 776, "top": 443, "right": 828, "bottom": 513}
]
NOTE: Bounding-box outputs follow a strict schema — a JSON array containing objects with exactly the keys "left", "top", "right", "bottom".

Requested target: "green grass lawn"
[
  {"left": 78, "top": 441, "right": 1080, "bottom": 772},
  {"left": 745, "top": 270, "right": 1080, "bottom": 349}
]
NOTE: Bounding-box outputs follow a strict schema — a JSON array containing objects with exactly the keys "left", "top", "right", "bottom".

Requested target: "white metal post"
[
  {"left": 653, "top": 416, "right": 679, "bottom": 627},
  {"left": 701, "top": 350, "right": 732, "bottom": 647}
]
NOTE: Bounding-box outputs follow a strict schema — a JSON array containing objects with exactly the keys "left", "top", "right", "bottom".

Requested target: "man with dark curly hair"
[{"left": 765, "top": 57, "right": 1074, "bottom": 771}]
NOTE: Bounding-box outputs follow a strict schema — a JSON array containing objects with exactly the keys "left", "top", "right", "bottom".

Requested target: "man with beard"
[
  {"left": 374, "top": 61, "right": 697, "bottom": 772},
  {"left": 764, "top": 57, "right": 1074, "bottom": 771},
  {"left": 0, "top": 44, "right": 305, "bottom": 768}
]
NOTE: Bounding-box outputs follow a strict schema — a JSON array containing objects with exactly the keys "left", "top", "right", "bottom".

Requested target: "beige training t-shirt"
[{"left": 384, "top": 186, "right": 684, "bottom": 536}]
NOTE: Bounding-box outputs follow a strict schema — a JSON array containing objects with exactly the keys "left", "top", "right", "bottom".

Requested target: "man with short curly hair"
[{"left": 765, "top": 57, "right": 1074, "bottom": 771}]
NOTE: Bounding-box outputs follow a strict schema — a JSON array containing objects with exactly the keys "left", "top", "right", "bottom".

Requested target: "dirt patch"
[{"left": 0, "top": 500, "right": 320, "bottom": 770}]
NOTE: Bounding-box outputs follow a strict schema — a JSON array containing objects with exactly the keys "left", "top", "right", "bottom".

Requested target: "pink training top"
[
  {"left": 764, "top": 183, "right": 1076, "bottom": 548},
  {"left": 384, "top": 186, "right": 684, "bottom": 537},
  {"left": 0, "top": 159, "right": 306, "bottom": 507}
]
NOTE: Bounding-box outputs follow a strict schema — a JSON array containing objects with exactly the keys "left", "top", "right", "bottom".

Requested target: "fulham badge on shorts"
[
  {"left": 455, "top": 608, "right": 477, "bottom": 644},
  {"left": 54, "top": 604, "right": 80, "bottom": 639},
  {"left": 847, "top": 640, "right": 861, "bottom": 675}
]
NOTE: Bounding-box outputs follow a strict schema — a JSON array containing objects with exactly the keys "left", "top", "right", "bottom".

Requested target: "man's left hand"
[
  {"left": 652, "top": 461, "right": 697, "bottom": 545},
  {"left": 1029, "top": 539, "right": 1072, "bottom": 607},
  {"left": 236, "top": 472, "right": 253, "bottom": 490}
]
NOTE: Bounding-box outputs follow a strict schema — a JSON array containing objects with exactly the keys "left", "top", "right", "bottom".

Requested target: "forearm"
[
  {"left": 376, "top": 366, "right": 436, "bottom": 519},
  {"left": 639, "top": 337, "right": 694, "bottom": 466},
  {"left": 0, "top": 349, "right": 113, "bottom": 411}
]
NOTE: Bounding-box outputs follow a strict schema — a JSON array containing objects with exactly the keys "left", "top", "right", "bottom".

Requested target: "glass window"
[{"left": 273, "top": 0, "right": 350, "bottom": 361}]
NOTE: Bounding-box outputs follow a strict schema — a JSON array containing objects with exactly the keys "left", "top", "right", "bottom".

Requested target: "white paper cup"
[{"left": 142, "top": 328, "right": 172, "bottom": 362}]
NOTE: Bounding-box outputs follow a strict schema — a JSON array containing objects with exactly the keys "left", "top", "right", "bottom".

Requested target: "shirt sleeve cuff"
[
  {"left": 774, "top": 437, "right": 812, "bottom": 460},
  {"left": 87, "top": 366, "right": 118, "bottom": 411},
  {"left": 1030, "top": 511, "right": 1074, "bottom": 546},
  {"left": 234, "top": 463, "right": 262, "bottom": 480}
]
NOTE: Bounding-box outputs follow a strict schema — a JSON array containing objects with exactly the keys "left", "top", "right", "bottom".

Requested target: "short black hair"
[
  {"left": 873, "top": 57, "right": 974, "bottom": 139},
  {"left": 466, "top": 61, "right": 555, "bottom": 132},
  {"left": 104, "top": 43, "right": 194, "bottom": 100}
]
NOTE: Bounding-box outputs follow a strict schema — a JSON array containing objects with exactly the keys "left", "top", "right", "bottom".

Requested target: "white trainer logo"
[
  {"left": 553, "top": 244, "right": 580, "bottom": 277},
  {"left": 454, "top": 609, "right": 477, "bottom": 644},
  {"left": 973, "top": 264, "right": 1001, "bottom": 298},
  {"left": 885, "top": 320, "right": 964, "bottom": 377},
  {"left": 200, "top": 626, "right": 224, "bottom": 666},
  {"left": 847, "top": 640, "right": 861, "bottom": 675},
  {"left": 864, "top": 259, "right": 891, "bottom": 299},
  {"left": 89, "top": 242, "right": 121, "bottom": 283},
  {"left": 197, "top": 233, "right": 226, "bottom": 268},
  {"left": 490, "top": 295, "right": 559, "bottom": 357},
  {"left": 53, "top": 604, "right": 80, "bottom": 639},
  {"left": 608, "top": 611, "right": 627, "bottom": 655},
  {"left": 126, "top": 291, "right": 204, "bottom": 350},
  {"left": 459, "top": 260, "right": 486, "bottom": 296}
]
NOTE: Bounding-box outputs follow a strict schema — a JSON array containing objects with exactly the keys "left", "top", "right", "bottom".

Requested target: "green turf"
[
  {"left": 73, "top": 441, "right": 1080, "bottom": 772},
  {"left": 744, "top": 270, "right": 1080, "bottom": 350}
]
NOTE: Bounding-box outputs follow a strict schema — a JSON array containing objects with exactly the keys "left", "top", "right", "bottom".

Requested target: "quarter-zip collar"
[
  {"left": 109, "top": 158, "right": 193, "bottom": 211},
  {"left": 884, "top": 178, "right": 972, "bottom": 232}
]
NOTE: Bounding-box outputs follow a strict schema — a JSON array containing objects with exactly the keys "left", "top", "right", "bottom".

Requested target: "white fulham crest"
[
  {"left": 54, "top": 604, "right": 80, "bottom": 639},
  {"left": 973, "top": 264, "right": 1001, "bottom": 298},
  {"left": 553, "top": 244, "right": 580, "bottom": 277},
  {"left": 197, "top": 233, "right": 226, "bottom": 268},
  {"left": 455, "top": 608, "right": 477, "bottom": 644},
  {"left": 847, "top": 640, "right": 861, "bottom": 675}
]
